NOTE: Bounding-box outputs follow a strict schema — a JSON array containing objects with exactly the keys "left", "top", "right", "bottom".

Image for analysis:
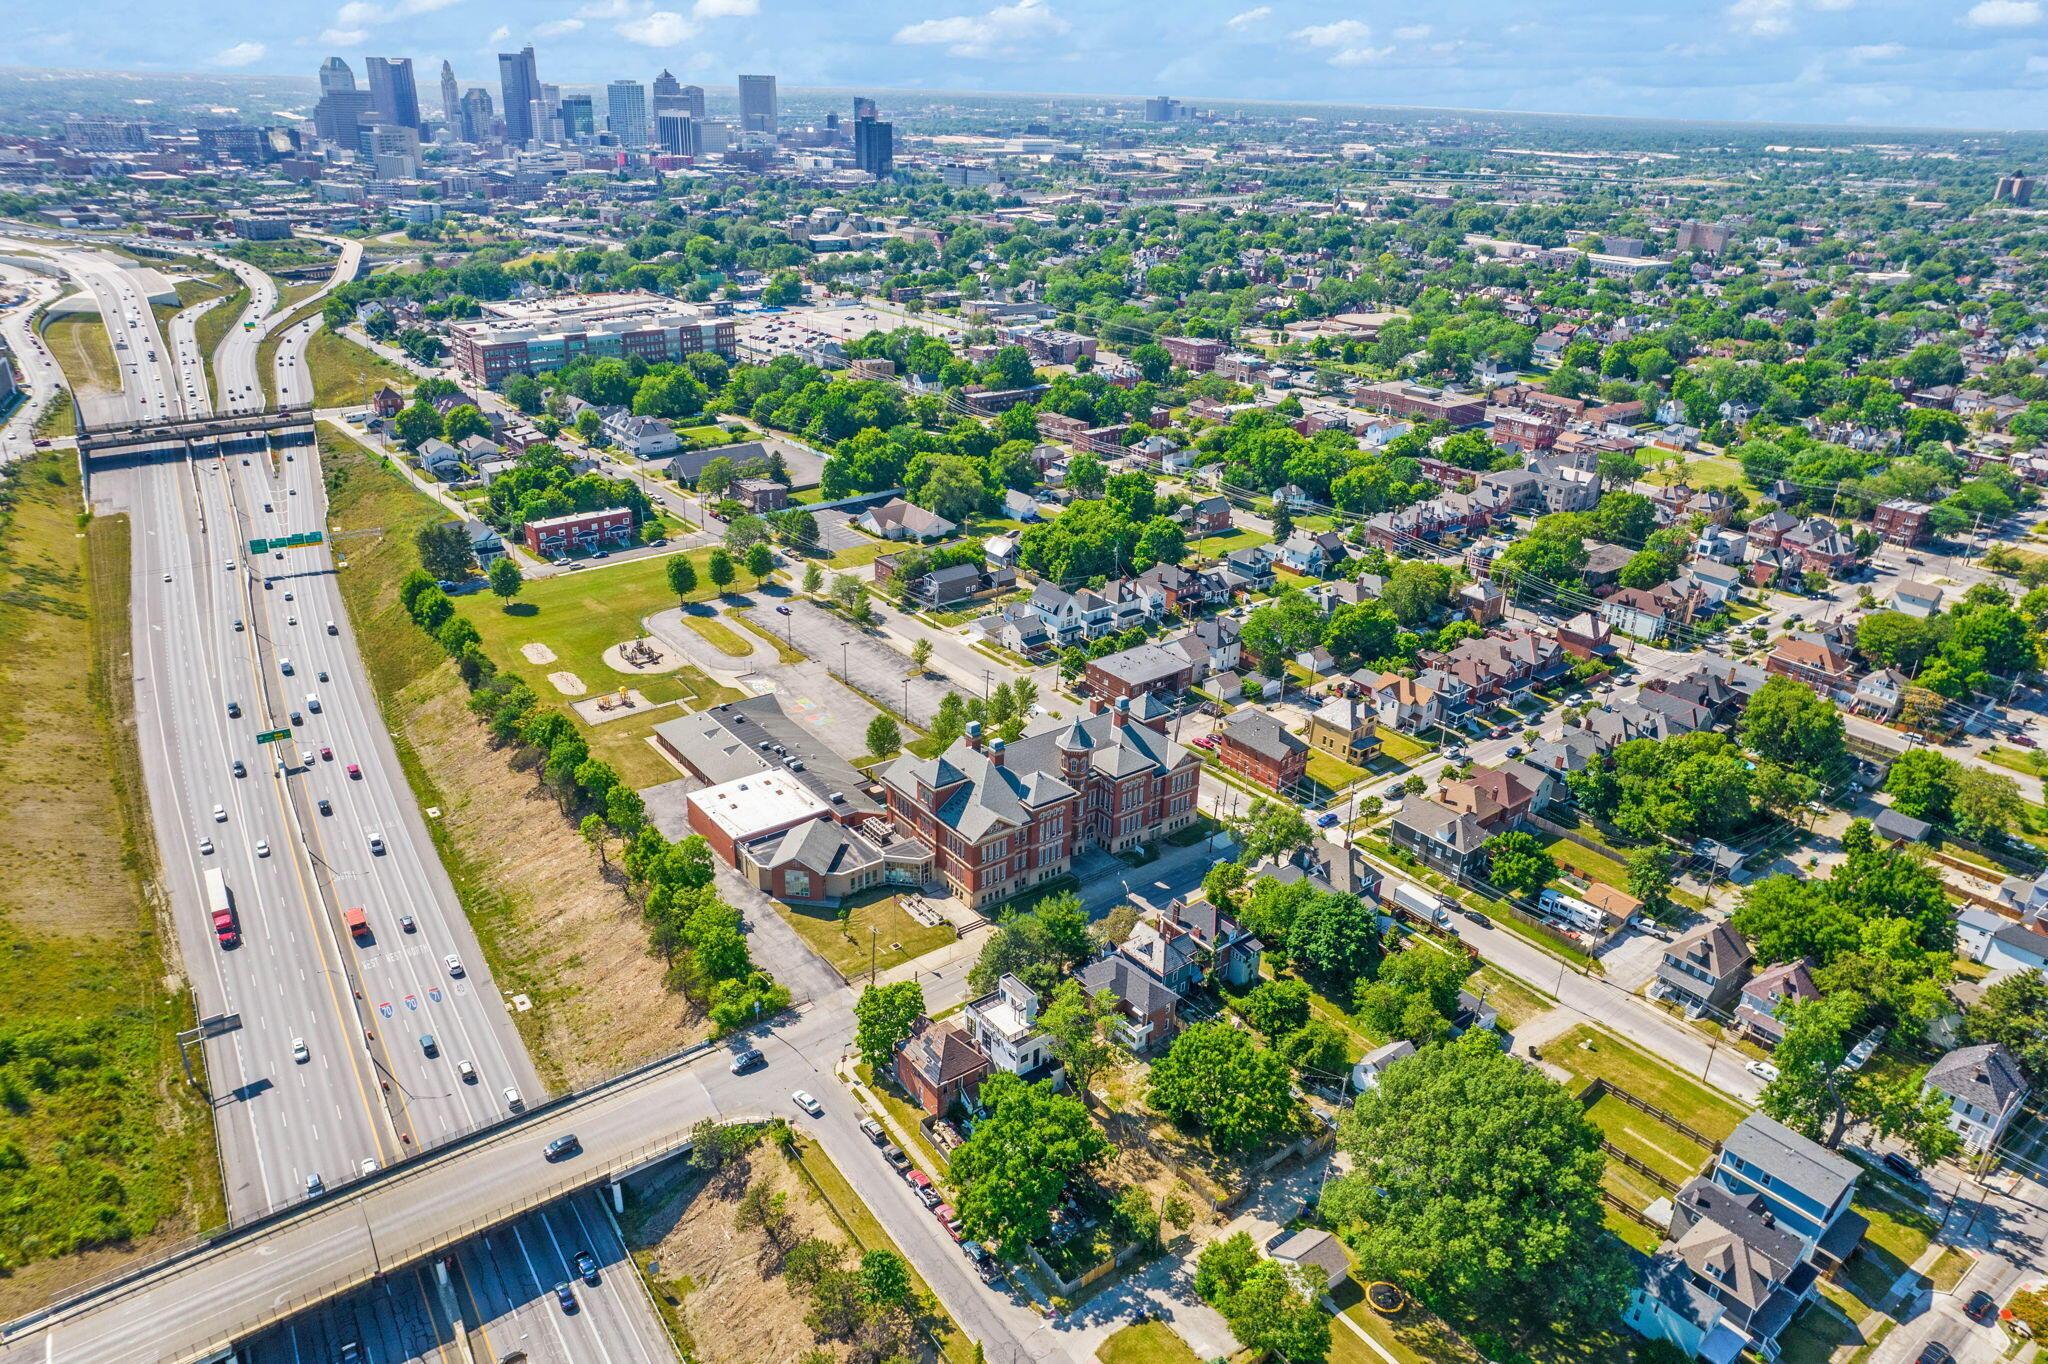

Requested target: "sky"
[{"left": 10, "top": 0, "right": 2048, "bottom": 130}]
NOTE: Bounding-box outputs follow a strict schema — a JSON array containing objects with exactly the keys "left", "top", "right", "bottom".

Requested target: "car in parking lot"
[
  {"left": 544, "top": 1133, "right": 580, "bottom": 1161},
  {"left": 792, "top": 1089, "right": 823, "bottom": 1116}
]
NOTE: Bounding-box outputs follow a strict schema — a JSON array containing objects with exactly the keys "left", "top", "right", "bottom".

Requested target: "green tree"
[
  {"left": 414, "top": 521, "right": 476, "bottom": 580},
  {"left": 1481, "top": 830, "right": 1555, "bottom": 897},
  {"left": 745, "top": 541, "right": 774, "bottom": 587},
  {"left": 1039, "top": 980, "right": 1117, "bottom": 1092},
  {"left": 802, "top": 560, "right": 824, "bottom": 595},
  {"left": 1232, "top": 799, "right": 1313, "bottom": 865},
  {"left": 1225, "top": 1262, "right": 1333, "bottom": 1364},
  {"left": 1952, "top": 767, "right": 2023, "bottom": 840},
  {"left": 1963, "top": 971, "right": 2048, "bottom": 1088},
  {"left": 666, "top": 553, "right": 698, "bottom": 603},
  {"left": 966, "top": 890, "right": 1090, "bottom": 997},
  {"left": 487, "top": 554, "right": 523, "bottom": 605},
  {"left": 1287, "top": 892, "right": 1383, "bottom": 994},
  {"left": 1625, "top": 847, "right": 1676, "bottom": 924},
  {"left": 707, "top": 548, "right": 735, "bottom": 595},
  {"left": 853, "top": 980, "right": 925, "bottom": 1074},
  {"left": 949, "top": 1074, "right": 1108, "bottom": 1257},
  {"left": 394, "top": 400, "right": 441, "bottom": 450},
  {"left": 909, "top": 638, "right": 933, "bottom": 673},
  {"left": 697, "top": 456, "right": 738, "bottom": 498},
  {"left": 1066, "top": 451, "right": 1106, "bottom": 496},
  {"left": 440, "top": 403, "right": 488, "bottom": 444},
  {"left": 1763, "top": 994, "right": 1963, "bottom": 1160},
  {"left": 1194, "top": 1231, "right": 1260, "bottom": 1305},
  {"left": 857, "top": 1248, "right": 912, "bottom": 1309},
  {"left": 1321, "top": 1030, "right": 1632, "bottom": 1334},
  {"left": 1146, "top": 1021, "right": 1299, "bottom": 1153},
  {"left": 1740, "top": 675, "right": 1847, "bottom": 775},
  {"left": 865, "top": 714, "right": 902, "bottom": 759},
  {"left": 1239, "top": 979, "right": 1312, "bottom": 1039},
  {"left": 1883, "top": 749, "right": 1960, "bottom": 823}
]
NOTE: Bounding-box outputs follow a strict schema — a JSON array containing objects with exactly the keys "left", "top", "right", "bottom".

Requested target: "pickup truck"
[{"left": 344, "top": 907, "right": 370, "bottom": 941}]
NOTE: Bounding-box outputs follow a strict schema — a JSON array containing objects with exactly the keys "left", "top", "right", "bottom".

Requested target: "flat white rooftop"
[{"left": 687, "top": 770, "right": 830, "bottom": 841}]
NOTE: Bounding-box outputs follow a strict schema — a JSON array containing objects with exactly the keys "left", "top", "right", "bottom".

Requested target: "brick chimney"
[
  {"left": 964, "top": 720, "right": 982, "bottom": 750},
  {"left": 1112, "top": 696, "right": 1130, "bottom": 729},
  {"left": 988, "top": 738, "right": 1005, "bottom": 767}
]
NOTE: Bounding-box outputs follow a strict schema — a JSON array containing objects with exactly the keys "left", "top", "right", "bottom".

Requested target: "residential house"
[
  {"left": 893, "top": 1016, "right": 991, "bottom": 1116},
  {"left": 1187, "top": 495, "right": 1233, "bottom": 535},
  {"left": 1216, "top": 709, "right": 1310, "bottom": 792},
  {"left": 1655, "top": 923, "right": 1754, "bottom": 1016},
  {"left": 1270, "top": 1230, "right": 1352, "bottom": 1292},
  {"left": 1685, "top": 561, "right": 1746, "bottom": 608},
  {"left": 1557, "top": 611, "right": 1615, "bottom": 660},
  {"left": 1148, "top": 896, "right": 1264, "bottom": 989},
  {"left": 1780, "top": 518, "right": 1858, "bottom": 578},
  {"left": 417, "top": 437, "right": 465, "bottom": 481},
  {"left": 1306, "top": 696, "right": 1382, "bottom": 768},
  {"left": 977, "top": 603, "right": 1052, "bottom": 658},
  {"left": 1361, "top": 672, "right": 1443, "bottom": 734},
  {"left": 1851, "top": 668, "right": 1907, "bottom": 720},
  {"left": 731, "top": 477, "right": 789, "bottom": 513},
  {"left": 1734, "top": 960, "right": 1819, "bottom": 1050},
  {"left": 1076, "top": 953, "right": 1181, "bottom": 1053},
  {"left": 1351, "top": 1040, "right": 1417, "bottom": 1093},
  {"left": 603, "top": 411, "right": 681, "bottom": 458},
  {"left": 1712, "top": 1114, "right": 1866, "bottom": 1269},
  {"left": 1763, "top": 634, "right": 1858, "bottom": 700},
  {"left": 1923, "top": 1043, "right": 2030, "bottom": 1155},
  {"left": 960, "top": 974, "right": 1062, "bottom": 1085},
  {"left": 1601, "top": 583, "right": 1702, "bottom": 642},
  {"left": 1138, "top": 562, "right": 1225, "bottom": 616},
  {"left": 1277, "top": 529, "right": 1346, "bottom": 577},
  {"left": 1437, "top": 760, "right": 1551, "bottom": 832},
  {"left": 1625, "top": 1178, "right": 1822, "bottom": 1362},
  {"left": 1000, "top": 489, "right": 1042, "bottom": 522},
  {"left": 1160, "top": 615, "right": 1241, "bottom": 678},
  {"left": 1892, "top": 580, "right": 1943, "bottom": 619},
  {"left": 856, "top": 497, "right": 957, "bottom": 542},
  {"left": 1389, "top": 798, "right": 1489, "bottom": 879},
  {"left": 1871, "top": 499, "right": 1931, "bottom": 548}
]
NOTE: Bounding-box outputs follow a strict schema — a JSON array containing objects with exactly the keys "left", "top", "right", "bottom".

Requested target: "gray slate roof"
[{"left": 1924, "top": 1043, "right": 2028, "bottom": 1114}]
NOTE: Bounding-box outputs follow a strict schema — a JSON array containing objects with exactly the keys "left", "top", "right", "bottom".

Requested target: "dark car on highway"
[
  {"left": 575, "top": 1251, "right": 601, "bottom": 1286},
  {"left": 544, "top": 1133, "right": 581, "bottom": 1162}
]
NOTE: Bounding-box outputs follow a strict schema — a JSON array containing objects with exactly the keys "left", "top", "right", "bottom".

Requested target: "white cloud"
[
  {"left": 1224, "top": 5, "right": 1270, "bottom": 29},
  {"left": 319, "top": 27, "right": 368, "bottom": 44},
  {"left": 212, "top": 41, "right": 266, "bottom": 66},
  {"left": 535, "top": 17, "right": 583, "bottom": 35},
  {"left": 1967, "top": 0, "right": 2041, "bottom": 25},
  {"left": 576, "top": 0, "right": 634, "bottom": 14},
  {"left": 893, "top": 0, "right": 1069, "bottom": 57},
  {"left": 1292, "top": 18, "right": 1391, "bottom": 65},
  {"left": 487, "top": 23, "right": 510, "bottom": 40},
  {"left": 693, "top": 0, "right": 759, "bottom": 15},
  {"left": 1393, "top": 23, "right": 1432, "bottom": 40},
  {"left": 2029, "top": 51, "right": 2048, "bottom": 70},
  {"left": 331, "top": 0, "right": 463, "bottom": 30},
  {"left": 1726, "top": 0, "right": 1793, "bottom": 34},
  {"left": 1846, "top": 42, "right": 1903, "bottom": 59},
  {"left": 1811, "top": 0, "right": 1853, "bottom": 8},
  {"left": 618, "top": 9, "right": 696, "bottom": 44}
]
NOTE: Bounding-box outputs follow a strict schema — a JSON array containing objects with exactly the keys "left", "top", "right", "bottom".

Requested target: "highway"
[{"left": 0, "top": 260, "right": 67, "bottom": 462}]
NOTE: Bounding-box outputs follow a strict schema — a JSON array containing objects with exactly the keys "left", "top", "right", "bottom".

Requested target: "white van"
[{"left": 504, "top": 1087, "right": 524, "bottom": 1112}]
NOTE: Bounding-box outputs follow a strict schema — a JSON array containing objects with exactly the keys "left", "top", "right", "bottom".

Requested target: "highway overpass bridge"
[
  {"left": 76, "top": 406, "right": 316, "bottom": 470},
  {"left": 0, "top": 1039, "right": 753, "bottom": 1364}
]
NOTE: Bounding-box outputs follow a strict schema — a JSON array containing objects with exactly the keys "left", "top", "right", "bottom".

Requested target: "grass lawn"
[
  {"left": 451, "top": 547, "right": 731, "bottom": 708},
  {"left": 191, "top": 283, "right": 249, "bottom": 398},
  {"left": 827, "top": 537, "right": 898, "bottom": 569},
  {"left": 1855, "top": 1183, "right": 1938, "bottom": 1267},
  {"left": 1373, "top": 727, "right": 1434, "bottom": 765},
  {"left": 1585, "top": 1093, "right": 1714, "bottom": 1184},
  {"left": 1469, "top": 964, "right": 1553, "bottom": 1032},
  {"left": 1645, "top": 455, "right": 1746, "bottom": 490},
  {"left": 45, "top": 312, "right": 120, "bottom": 393},
  {"left": 0, "top": 456, "right": 224, "bottom": 1314},
  {"left": 731, "top": 611, "right": 808, "bottom": 664},
  {"left": 1193, "top": 526, "right": 1274, "bottom": 556},
  {"left": 1330, "top": 1276, "right": 1482, "bottom": 1364},
  {"left": 1540, "top": 834, "right": 1632, "bottom": 890},
  {"left": 680, "top": 612, "right": 753, "bottom": 657},
  {"left": 787, "top": 1135, "right": 977, "bottom": 1364},
  {"left": 1098, "top": 1320, "right": 1204, "bottom": 1364},
  {"left": 772, "top": 892, "right": 956, "bottom": 983},
  {"left": 1777, "top": 1301, "right": 1863, "bottom": 1364},
  {"left": 306, "top": 328, "right": 414, "bottom": 408},
  {"left": 1307, "top": 750, "right": 1372, "bottom": 792},
  {"left": 34, "top": 390, "right": 76, "bottom": 439},
  {"left": 1981, "top": 745, "right": 2048, "bottom": 780},
  {"left": 1542, "top": 1025, "right": 1747, "bottom": 1141}
]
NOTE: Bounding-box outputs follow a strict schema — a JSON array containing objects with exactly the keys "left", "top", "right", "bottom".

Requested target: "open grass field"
[
  {"left": 773, "top": 892, "right": 956, "bottom": 983},
  {"left": 828, "top": 536, "right": 900, "bottom": 569},
  {"left": 1192, "top": 526, "right": 1274, "bottom": 556},
  {"left": 1584, "top": 1092, "right": 1714, "bottom": 1185},
  {"left": 451, "top": 548, "right": 731, "bottom": 709},
  {"left": 1644, "top": 454, "right": 1746, "bottom": 490},
  {"left": 305, "top": 328, "right": 414, "bottom": 409},
  {"left": 0, "top": 457, "right": 224, "bottom": 1314},
  {"left": 322, "top": 423, "right": 709, "bottom": 1089},
  {"left": 1098, "top": 1320, "right": 1205, "bottom": 1364},
  {"left": 1543, "top": 1025, "right": 1747, "bottom": 1142},
  {"left": 44, "top": 312, "right": 120, "bottom": 394}
]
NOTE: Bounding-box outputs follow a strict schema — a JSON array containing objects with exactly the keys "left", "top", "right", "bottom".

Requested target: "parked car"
[
  {"left": 1745, "top": 1060, "right": 1780, "bottom": 1083},
  {"left": 859, "top": 1117, "right": 886, "bottom": 1145},
  {"left": 1882, "top": 1151, "right": 1921, "bottom": 1183}
]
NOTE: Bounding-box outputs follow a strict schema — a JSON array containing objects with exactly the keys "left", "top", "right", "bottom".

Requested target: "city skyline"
[{"left": 5, "top": 0, "right": 2048, "bottom": 130}]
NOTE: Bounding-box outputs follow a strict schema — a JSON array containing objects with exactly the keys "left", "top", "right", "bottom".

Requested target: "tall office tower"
[
  {"left": 737, "top": 74, "right": 777, "bottom": 133},
  {"left": 460, "top": 87, "right": 494, "bottom": 143},
  {"left": 366, "top": 57, "right": 422, "bottom": 131},
  {"left": 497, "top": 45, "right": 540, "bottom": 144},
  {"left": 559, "top": 94, "right": 595, "bottom": 139},
  {"left": 607, "top": 80, "right": 648, "bottom": 146},
  {"left": 679, "top": 84, "right": 707, "bottom": 118},
  {"left": 852, "top": 96, "right": 877, "bottom": 122},
  {"left": 656, "top": 113, "right": 700, "bottom": 156},
  {"left": 652, "top": 68, "right": 683, "bottom": 113},
  {"left": 440, "top": 61, "right": 460, "bottom": 128},
  {"left": 1143, "top": 95, "right": 1180, "bottom": 122},
  {"left": 530, "top": 98, "right": 557, "bottom": 144},
  {"left": 319, "top": 56, "right": 356, "bottom": 95},
  {"left": 854, "top": 117, "right": 893, "bottom": 178}
]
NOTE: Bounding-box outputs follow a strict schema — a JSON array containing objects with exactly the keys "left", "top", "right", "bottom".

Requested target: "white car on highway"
[
  {"left": 212, "top": 803, "right": 227, "bottom": 822},
  {"left": 255, "top": 840, "right": 270, "bottom": 858},
  {"left": 444, "top": 955, "right": 465, "bottom": 978},
  {"left": 292, "top": 1038, "right": 308, "bottom": 1064}
]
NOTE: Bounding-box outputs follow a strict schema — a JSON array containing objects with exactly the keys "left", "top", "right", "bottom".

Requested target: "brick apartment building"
[
  {"left": 1163, "top": 336, "right": 1227, "bottom": 373},
  {"left": 1871, "top": 498, "right": 1931, "bottom": 547},
  {"left": 522, "top": 506, "right": 634, "bottom": 556},
  {"left": 1215, "top": 709, "right": 1309, "bottom": 793},
  {"left": 448, "top": 292, "right": 735, "bottom": 385}
]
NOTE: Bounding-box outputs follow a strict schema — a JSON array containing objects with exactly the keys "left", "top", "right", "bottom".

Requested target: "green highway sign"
[
  {"left": 255, "top": 728, "right": 291, "bottom": 745},
  {"left": 247, "top": 532, "right": 326, "bottom": 554}
]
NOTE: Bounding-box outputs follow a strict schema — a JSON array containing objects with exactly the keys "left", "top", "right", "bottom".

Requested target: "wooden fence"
[{"left": 1577, "top": 1078, "right": 1725, "bottom": 1154}]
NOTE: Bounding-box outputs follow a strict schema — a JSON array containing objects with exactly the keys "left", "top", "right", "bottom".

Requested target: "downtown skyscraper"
[
  {"left": 365, "top": 57, "right": 421, "bottom": 132},
  {"left": 738, "top": 74, "right": 777, "bottom": 133},
  {"left": 607, "top": 80, "right": 648, "bottom": 147},
  {"left": 497, "top": 45, "right": 541, "bottom": 145}
]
